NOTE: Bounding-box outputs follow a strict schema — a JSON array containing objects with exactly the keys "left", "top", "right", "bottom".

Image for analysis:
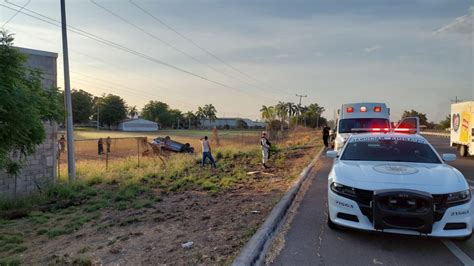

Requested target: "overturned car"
[
  {"left": 152, "top": 136, "right": 194, "bottom": 153},
  {"left": 326, "top": 132, "right": 472, "bottom": 240}
]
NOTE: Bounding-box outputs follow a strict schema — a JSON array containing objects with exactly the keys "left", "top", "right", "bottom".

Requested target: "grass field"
[
  {"left": 69, "top": 128, "right": 264, "bottom": 141},
  {"left": 1, "top": 128, "right": 322, "bottom": 264}
]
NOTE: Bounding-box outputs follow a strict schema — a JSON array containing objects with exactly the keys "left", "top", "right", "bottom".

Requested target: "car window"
[
  {"left": 341, "top": 136, "right": 441, "bottom": 164},
  {"left": 339, "top": 119, "right": 390, "bottom": 133}
]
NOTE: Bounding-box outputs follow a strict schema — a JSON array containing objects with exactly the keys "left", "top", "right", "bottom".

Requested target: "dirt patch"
[{"left": 0, "top": 143, "right": 321, "bottom": 265}]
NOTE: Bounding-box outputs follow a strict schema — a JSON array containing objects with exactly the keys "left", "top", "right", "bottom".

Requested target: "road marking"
[{"left": 441, "top": 240, "right": 474, "bottom": 265}]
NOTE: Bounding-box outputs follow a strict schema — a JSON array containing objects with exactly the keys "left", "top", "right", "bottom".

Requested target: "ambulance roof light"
[
  {"left": 360, "top": 106, "right": 367, "bottom": 112},
  {"left": 374, "top": 106, "right": 382, "bottom": 112},
  {"left": 347, "top": 107, "right": 354, "bottom": 113}
]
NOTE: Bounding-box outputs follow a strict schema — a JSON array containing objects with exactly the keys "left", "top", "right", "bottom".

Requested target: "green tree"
[
  {"left": 303, "top": 103, "right": 326, "bottom": 128},
  {"left": 183, "top": 111, "right": 199, "bottom": 128},
  {"left": 0, "top": 30, "right": 63, "bottom": 172},
  {"left": 260, "top": 105, "right": 277, "bottom": 130},
  {"left": 70, "top": 89, "right": 94, "bottom": 124},
  {"left": 128, "top": 105, "right": 138, "bottom": 118},
  {"left": 402, "top": 110, "right": 428, "bottom": 126},
  {"left": 275, "top": 102, "right": 288, "bottom": 131},
  {"left": 96, "top": 94, "right": 127, "bottom": 128},
  {"left": 203, "top": 104, "right": 217, "bottom": 121},
  {"left": 437, "top": 115, "right": 451, "bottom": 130},
  {"left": 195, "top": 107, "right": 206, "bottom": 120},
  {"left": 169, "top": 109, "right": 183, "bottom": 128},
  {"left": 142, "top": 100, "right": 179, "bottom": 128}
]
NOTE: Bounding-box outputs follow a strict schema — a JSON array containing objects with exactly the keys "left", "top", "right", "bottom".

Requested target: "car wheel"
[
  {"left": 459, "top": 145, "right": 468, "bottom": 157},
  {"left": 327, "top": 210, "right": 339, "bottom": 230}
]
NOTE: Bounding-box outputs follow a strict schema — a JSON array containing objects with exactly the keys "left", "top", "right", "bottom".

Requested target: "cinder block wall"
[{"left": 0, "top": 122, "right": 58, "bottom": 197}]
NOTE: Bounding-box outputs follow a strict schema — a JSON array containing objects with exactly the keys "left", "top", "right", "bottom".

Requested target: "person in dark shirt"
[
  {"left": 98, "top": 138, "right": 104, "bottom": 155},
  {"left": 322, "top": 125, "right": 330, "bottom": 147}
]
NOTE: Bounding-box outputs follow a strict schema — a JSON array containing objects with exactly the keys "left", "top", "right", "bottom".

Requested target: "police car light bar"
[
  {"left": 371, "top": 128, "right": 390, "bottom": 132},
  {"left": 351, "top": 128, "right": 390, "bottom": 132},
  {"left": 394, "top": 128, "right": 418, "bottom": 134}
]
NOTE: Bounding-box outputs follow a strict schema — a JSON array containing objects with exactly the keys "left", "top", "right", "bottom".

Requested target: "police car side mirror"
[
  {"left": 326, "top": 150, "right": 338, "bottom": 158},
  {"left": 442, "top": 153, "right": 456, "bottom": 162}
]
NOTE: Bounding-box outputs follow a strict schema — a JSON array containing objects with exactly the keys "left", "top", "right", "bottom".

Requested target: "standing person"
[
  {"left": 59, "top": 134, "right": 66, "bottom": 153},
  {"left": 260, "top": 132, "right": 271, "bottom": 169},
  {"left": 322, "top": 125, "right": 330, "bottom": 147},
  {"left": 106, "top": 136, "right": 112, "bottom": 153},
  {"left": 98, "top": 138, "right": 104, "bottom": 155},
  {"left": 200, "top": 136, "right": 216, "bottom": 168}
]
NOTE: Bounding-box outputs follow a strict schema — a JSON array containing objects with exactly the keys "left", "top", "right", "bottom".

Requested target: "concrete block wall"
[{"left": 0, "top": 122, "right": 58, "bottom": 198}]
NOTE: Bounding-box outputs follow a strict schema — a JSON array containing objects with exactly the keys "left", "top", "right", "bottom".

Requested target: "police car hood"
[{"left": 332, "top": 160, "right": 467, "bottom": 194}]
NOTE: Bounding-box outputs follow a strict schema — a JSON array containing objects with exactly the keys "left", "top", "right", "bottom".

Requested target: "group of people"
[
  {"left": 199, "top": 131, "right": 272, "bottom": 169},
  {"left": 58, "top": 135, "right": 112, "bottom": 156},
  {"left": 98, "top": 137, "right": 112, "bottom": 155}
]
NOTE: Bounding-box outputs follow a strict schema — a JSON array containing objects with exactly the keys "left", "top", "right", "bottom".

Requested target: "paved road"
[{"left": 272, "top": 135, "right": 474, "bottom": 266}]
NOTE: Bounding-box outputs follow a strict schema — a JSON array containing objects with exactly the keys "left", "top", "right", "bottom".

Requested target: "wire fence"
[{"left": 56, "top": 129, "right": 294, "bottom": 178}]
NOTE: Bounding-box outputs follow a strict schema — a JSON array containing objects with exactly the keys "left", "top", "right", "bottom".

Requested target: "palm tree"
[
  {"left": 195, "top": 107, "right": 206, "bottom": 119},
  {"left": 203, "top": 104, "right": 217, "bottom": 121},
  {"left": 128, "top": 106, "right": 138, "bottom": 118},
  {"left": 183, "top": 111, "right": 197, "bottom": 128},
  {"left": 260, "top": 105, "right": 276, "bottom": 130},
  {"left": 306, "top": 103, "right": 325, "bottom": 128},
  {"left": 275, "top": 102, "right": 289, "bottom": 131}
]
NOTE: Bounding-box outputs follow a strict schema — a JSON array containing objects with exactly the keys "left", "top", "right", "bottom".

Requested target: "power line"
[
  {"left": 128, "top": 0, "right": 293, "bottom": 97},
  {"left": 1, "top": 2, "right": 274, "bottom": 101},
  {"left": 1, "top": 0, "right": 30, "bottom": 28},
  {"left": 90, "top": 0, "right": 283, "bottom": 101}
]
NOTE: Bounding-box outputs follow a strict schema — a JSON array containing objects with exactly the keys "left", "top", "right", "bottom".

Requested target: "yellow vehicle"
[{"left": 450, "top": 101, "right": 474, "bottom": 156}]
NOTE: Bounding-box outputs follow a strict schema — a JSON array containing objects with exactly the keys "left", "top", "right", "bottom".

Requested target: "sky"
[{"left": 1, "top": 0, "right": 473, "bottom": 122}]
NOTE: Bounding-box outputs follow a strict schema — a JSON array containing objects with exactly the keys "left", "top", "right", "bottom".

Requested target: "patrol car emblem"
[{"left": 373, "top": 164, "right": 419, "bottom": 175}]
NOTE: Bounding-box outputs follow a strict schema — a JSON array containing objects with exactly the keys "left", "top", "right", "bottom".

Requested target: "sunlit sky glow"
[{"left": 1, "top": 0, "right": 473, "bottom": 121}]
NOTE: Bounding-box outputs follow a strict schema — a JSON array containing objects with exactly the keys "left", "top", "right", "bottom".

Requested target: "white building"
[
  {"left": 200, "top": 118, "right": 265, "bottom": 129},
  {"left": 117, "top": 118, "right": 158, "bottom": 132}
]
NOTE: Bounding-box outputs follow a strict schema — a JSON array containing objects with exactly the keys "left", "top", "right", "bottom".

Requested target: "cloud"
[
  {"left": 363, "top": 45, "right": 382, "bottom": 53},
  {"left": 275, "top": 53, "right": 289, "bottom": 59},
  {"left": 433, "top": 6, "right": 473, "bottom": 35}
]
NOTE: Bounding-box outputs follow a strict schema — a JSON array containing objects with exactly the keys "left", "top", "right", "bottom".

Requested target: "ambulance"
[
  {"left": 450, "top": 101, "right": 474, "bottom": 157},
  {"left": 333, "top": 103, "right": 390, "bottom": 151}
]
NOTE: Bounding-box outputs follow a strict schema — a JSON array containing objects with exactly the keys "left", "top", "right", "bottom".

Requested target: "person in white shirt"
[
  {"left": 260, "top": 132, "right": 271, "bottom": 169},
  {"left": 200, "top": 136, "right": 216, "bottom": 168}
]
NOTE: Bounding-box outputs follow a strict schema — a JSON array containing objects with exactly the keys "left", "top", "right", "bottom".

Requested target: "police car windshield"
[
  {"left": 339, "top": 118, "right": 389, "bottom": 133},
  {"left": 341, "top": 137, "right": 441, "bottom": 164}
]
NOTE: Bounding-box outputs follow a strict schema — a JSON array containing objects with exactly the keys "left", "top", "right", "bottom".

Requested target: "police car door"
[{"left": 395, "top": 117, "right": 420, "bottom": 134}]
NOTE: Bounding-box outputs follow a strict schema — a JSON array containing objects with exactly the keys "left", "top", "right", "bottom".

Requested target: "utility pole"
[
  {"left": 96, "top": 105, "right": 100, "bottom": 131},
  {"left": 60, "top": 0, "right": 76, "bottom": 181},
  {"left": 295, "top": 94, "right": 307, "bottom": 126},
  {"left": 451, "top": 96, "right": 462, "bottom": 103},
  {"left": 295, "top": 94, "right": 307, "bottom": 105}
]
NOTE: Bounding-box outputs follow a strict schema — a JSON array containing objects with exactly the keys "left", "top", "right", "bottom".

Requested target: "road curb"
[{"left": 232, "top": 146, "right": 326, "bottom": 266}]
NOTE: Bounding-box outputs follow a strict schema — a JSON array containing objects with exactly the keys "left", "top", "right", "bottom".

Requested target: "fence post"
[
  {"left": 57, "top": 151, "right": 60, "bottom": 180},
  {"left": 106, "top": 149, "right": 109, "bottom": 171},
  {"left": 137, "top": 138, "right": 140, "bottom": 167}
]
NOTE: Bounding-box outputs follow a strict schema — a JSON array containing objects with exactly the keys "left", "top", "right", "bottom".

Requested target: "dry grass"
[{"left": 0, "top": 129, "right": 322, "bottom": 264}]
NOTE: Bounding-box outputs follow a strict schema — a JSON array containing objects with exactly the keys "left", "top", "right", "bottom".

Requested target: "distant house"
[
  {"left": 200, "top": 118, "right": 265, "bottom": 129},
  {"left": 117, "top": 118, "right": 158, "bottom": 132}
]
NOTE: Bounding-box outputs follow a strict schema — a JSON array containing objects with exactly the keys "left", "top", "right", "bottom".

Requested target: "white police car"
[{"left": 326, "top": 127, "right": 472, "bottom": 239}]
